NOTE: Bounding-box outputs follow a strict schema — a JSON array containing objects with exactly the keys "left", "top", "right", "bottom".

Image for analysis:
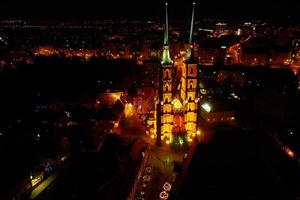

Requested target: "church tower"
[
  {"left": 157, "top": 2, "right": 173, "bottom": 145},
  {"left": 182, "top": 2, "right": 198, "bottom": 137}
]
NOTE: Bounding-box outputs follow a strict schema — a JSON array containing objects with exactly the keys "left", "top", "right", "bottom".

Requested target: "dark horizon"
[{"left": 0, "top": 0, "right": 300, "bottom": 21}]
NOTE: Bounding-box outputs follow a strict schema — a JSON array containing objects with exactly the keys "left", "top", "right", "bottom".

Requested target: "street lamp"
[{"left": 201, "top": 103, "right": 211, "bottom": 113}]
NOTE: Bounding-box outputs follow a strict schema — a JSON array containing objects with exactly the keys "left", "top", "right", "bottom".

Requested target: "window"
[
  {"left": 189, "top": 80, "right": 193, "bottom": 90},
  {"left": 190, "top": 67, "right": 194, "bottom": 75},
  {"left": 166, "top": 71, "right": 169, "bottom": 79}
]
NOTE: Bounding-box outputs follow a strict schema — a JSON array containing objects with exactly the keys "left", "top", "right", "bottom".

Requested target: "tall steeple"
[
  {"left": 186, "top": 2, "right": 195, "bottom": 62},
  {"left": 161, "top": 2, "right": 172, "bottom": 64}
]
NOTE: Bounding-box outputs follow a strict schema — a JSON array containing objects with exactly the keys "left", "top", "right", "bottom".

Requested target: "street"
[{"left": 119, "top": 110, "right": 184, "bottom": 200}]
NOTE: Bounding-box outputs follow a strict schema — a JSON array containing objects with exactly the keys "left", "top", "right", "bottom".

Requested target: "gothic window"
[
  {"left": 189, "top": 80, "right": 193, "bottom": 90},
  {"left": 190, "top": 67, "right": 194, "bottom": 75},
  {"left": 165, "top": 71, "right": 170, "bottom": 79},
  {"left": 165, "top": 85, "right": 169, "bottom": 92}
]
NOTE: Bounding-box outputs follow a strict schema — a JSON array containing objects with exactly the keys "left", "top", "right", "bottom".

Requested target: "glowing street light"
[
  {"left": 163, "top": 182, "right": 172, "bottom": 191},
  {"left": 282, "top": 146, "right": 297, "bottom": 159},
  {"left": 179, "top": 138, "right": 183, "bottom": 145},
  {"left": 201, "top": 103, "right": 211, "bottom": 113},
  {"left": 160, "top": 191, "right": 169, "bottom": 199},
  {"left": 143, "top": 175, "right": 151, "bottom": 182}
]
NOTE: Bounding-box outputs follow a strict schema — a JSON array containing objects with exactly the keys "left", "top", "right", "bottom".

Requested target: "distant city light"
[{"left": 282, "top": 146, "right": 297, "bottom": 159}]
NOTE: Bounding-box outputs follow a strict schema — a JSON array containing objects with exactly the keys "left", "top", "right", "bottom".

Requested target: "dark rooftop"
[{"left": 174, "top": 131, "right": 300, "bottom": 199}]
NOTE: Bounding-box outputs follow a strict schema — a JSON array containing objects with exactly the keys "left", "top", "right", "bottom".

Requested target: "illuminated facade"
[
  {"left": 182, "top": 2, "right": 198, "bottom": 139},
  {"left": 154, "top": 3, "right": 199, "bottom": 144}
]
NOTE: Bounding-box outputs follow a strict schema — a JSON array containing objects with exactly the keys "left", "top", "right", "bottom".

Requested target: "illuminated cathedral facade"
[{"left": 153, "top": 2, "right": 199, "bottom": 145}]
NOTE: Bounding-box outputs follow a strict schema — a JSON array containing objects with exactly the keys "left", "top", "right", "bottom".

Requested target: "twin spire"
[
  {"left": 163, "top": 2, "right": 169, "bottom": 46},
  {"left": 162, "top": 2, "right": 172, "bottom": 64},
  {"left": 161, "top": 2, "right": 196, "bottom": 64},
  {"left": 186, "top": 2, "right": 195, "bottom": 62}
]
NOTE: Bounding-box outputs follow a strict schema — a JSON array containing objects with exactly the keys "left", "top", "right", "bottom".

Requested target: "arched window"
[
  {"left": 165, "top": 85, "right": 169, "bottom": 92},
  {"left": 166, "top": 71, "right": 169, "bottom": 79},
  {"left": 189, "top": 80, "right": 193, "bottom": 90},
  {"left": 190, "top": 67, "right": 194, "bottom": 75}
]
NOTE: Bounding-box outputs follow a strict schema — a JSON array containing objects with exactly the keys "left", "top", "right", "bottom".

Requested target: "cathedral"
[{"left": 153, "top": 2, "right": 200, "bottom": 145}]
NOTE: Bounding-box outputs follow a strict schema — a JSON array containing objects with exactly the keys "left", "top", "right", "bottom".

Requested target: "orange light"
[
  {"left": 114, "top": 122, "right": 119, "bottom": 128},
  {"left": 283, "top": 146, "right": 297, "bottom": 159},
  {"left": 124, "top": 103, "right": 134, "bottom": 117},
  {"left": 173, "top": 98, "right": 183, "bottom": 109}
]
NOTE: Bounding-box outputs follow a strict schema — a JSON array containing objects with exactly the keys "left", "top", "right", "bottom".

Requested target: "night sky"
[{"left": 0, "top": 0, "right": 300, "bottom": 20}]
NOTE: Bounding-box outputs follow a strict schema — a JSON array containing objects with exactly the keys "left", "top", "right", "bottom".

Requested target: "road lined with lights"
[{"left": 119, "top": 99, "right": 184, "bottom": 200}]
